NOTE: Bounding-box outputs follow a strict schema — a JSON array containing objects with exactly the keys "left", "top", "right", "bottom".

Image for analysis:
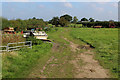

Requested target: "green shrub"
[
  {"left": 26, "top": 36, "right": 43, "bottom": 45},
  {"left": 47, "top": 27, "right": 58, "bottom": 33}
]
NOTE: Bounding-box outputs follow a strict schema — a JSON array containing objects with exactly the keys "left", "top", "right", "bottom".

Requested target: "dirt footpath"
[
  {"left": 28, "top": 36, "right": 110, "bottom": 78},
  {"left": 64, "top": 38, "right": 110, "bottom": 78}
]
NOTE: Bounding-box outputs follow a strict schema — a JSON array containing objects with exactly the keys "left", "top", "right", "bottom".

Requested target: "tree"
[
  {"left": 73, "top": 16, "right": 78, "bottom": 23},
  {"left": 59, "top": 17, "right": 69, "bottom": 27},
  {"left": 60, "top": 14, "right": 72, "bottom": 22},
  {"left": 81, "top": 18, "right": 88, "bottom": 22},
  {"left": 16, "top": 19, "right": 27, "bottom": 31},
  {"left": 20, "top": 20, "right": 27, "bottom": 31},
  {"left": 49, "top": 17, "right": 59, "bottom": 27},
  {"left": 109, "top": 20, "right": 115, "bottom": 28},
  {"left": 9, "top": 20, "right": 21, "bottom": 31},
  {"left": 89, "top": 18, "right": 94, "bottom": 22},
  {"left": 96, "top": 20, "right": 100, "bottom": 22},
  {"left": 32, "top": 17, "right": 36, "bottom": 20},
  {"left": 27, "top": 18, "right": 46, "bottom": 29},
  {"left": 2, "top": 18, "right": 10, "bottom": 29}
]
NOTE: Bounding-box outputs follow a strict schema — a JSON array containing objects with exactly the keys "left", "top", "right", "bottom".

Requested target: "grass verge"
[{"left": 2, "top": 43, "right": 52, "bottom": 78}]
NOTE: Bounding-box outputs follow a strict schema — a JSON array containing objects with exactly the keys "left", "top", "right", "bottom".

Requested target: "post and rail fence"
[{"left": 0, "top": 41, "right": 32, "bottom": 52}]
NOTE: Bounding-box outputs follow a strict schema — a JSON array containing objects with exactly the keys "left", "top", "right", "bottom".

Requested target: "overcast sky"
[{"left": 1, "top": 0, "right": 119, "bottom": 21}]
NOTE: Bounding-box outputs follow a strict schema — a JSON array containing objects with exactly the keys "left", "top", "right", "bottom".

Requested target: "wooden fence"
[{"left": 0, "top": 41, "right": 32, "bottom": 52}]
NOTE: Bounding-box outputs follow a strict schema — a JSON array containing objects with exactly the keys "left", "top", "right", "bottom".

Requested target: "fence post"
[
  {"left": 6, "top": 43, "right": 9, "bottom": 52},
  {"left": 30, "top": 41, "right": 32, "bottom": 49}
]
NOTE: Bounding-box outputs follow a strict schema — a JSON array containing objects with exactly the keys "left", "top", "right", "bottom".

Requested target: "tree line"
[
  {"left": 2, "top": 17, "right": 47, "bottom": 31},
  {"left": 48, "top": 14, "right": 95, "bottom": 27},
  {"left": 1, "top": 14, "right": 120, "bottom": 31}
]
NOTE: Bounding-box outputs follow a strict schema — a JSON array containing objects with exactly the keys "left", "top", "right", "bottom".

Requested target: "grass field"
[
  {"left": 70, "top": 28, "right": 118, "bottom": 77},
  {"left": 2, "top": 27, "right": 119, "bottom": 78}
]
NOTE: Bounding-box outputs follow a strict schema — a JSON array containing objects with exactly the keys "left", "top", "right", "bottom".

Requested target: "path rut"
[{"left": 64, "top": 38, "right": 109, "bottom": 78}]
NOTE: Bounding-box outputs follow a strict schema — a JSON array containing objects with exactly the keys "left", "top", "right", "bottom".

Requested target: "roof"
[{"left": 4, "top": 27, "right": 14, "bottom": 32}]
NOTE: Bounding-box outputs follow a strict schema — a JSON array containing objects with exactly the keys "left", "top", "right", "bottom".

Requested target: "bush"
[
  {"left": 47, "top": 27, "right": 58, "bottom": 33},
  {"left": 26, "top": 36, "right": 43, "bottom": 45}
]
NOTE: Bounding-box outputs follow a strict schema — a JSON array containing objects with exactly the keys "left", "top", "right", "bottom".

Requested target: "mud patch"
[
  {"left": 52, "top": 43, "right": 60, "bottom": 52},
  {"left": 77, "top": 45, "right": 92, "bottom": 50}
]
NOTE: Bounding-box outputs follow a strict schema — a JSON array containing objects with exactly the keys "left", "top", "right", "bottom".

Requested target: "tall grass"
[{"left": 2, "top": 34, "right": 25, "bottom": 46}]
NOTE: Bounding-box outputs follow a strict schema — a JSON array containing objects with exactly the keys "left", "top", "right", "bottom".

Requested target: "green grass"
[
  {"left": 43, "top": 27, "right": 75, "bottom": 78},
  {"left": 3, "top": 27, "right": 118, "bottom": 78},
  {"left": 70, "top": 28, "right": 118, "bottom": 78},
  {"left": 2, "top": 43, "right": 52, "bottom": 78},
  {"left": 47, "top": 27, "right": 70, "bottom": 44}
]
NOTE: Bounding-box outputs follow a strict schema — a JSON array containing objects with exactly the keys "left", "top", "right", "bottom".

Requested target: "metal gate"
[{"left": 0, "top": 41, "right": 32, "bottom": 52}]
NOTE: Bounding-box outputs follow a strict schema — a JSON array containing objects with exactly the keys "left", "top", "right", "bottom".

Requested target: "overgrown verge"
[
  {"left": 70, "top": 28, "right": 118, "bottom": 78},
  {"left": 2, "top": 43, "right": 52, "bottom": 78},
  {"left": 2, "top": 34, "right": 25, "bottom": 46}
]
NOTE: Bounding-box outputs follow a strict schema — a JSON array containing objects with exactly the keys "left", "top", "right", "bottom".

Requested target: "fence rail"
[
  {"left": 0, "top": 46, "right": 7, "bottom": 52},
  {"left": 0, "top": 41, "right": 32, "bottom": 52}
]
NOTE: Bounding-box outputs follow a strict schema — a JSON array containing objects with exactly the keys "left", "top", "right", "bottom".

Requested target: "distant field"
[{"left": 70, "top": 28, "right": 118, "bottom": 77}]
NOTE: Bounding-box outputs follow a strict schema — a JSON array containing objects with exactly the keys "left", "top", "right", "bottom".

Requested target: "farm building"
[
  {"left": 93, "top": 26, "right": 102, "bottom": 28},
  {"left": 3, "top": 27, "right": 15, "bottom": 34}
]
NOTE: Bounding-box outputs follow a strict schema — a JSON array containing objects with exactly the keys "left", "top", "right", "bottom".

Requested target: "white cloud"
[
  {"left": 64, "top": 2, "right": 72, "bottom": 8},
  {"left": 90, "top": 4, "right": 104, "bottom": 12},
  {"left": 112, "top": 3, "right": 118, "bottom": 8}
]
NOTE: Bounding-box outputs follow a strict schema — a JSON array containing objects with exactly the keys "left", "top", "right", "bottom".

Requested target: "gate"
[{"left": 0, "top": 41, "right": 32, "bottom": 52}]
